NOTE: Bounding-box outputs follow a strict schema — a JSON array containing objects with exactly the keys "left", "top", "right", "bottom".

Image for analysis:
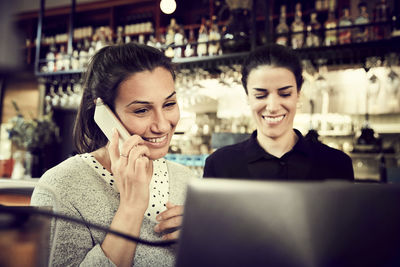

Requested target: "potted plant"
[{"left": 7, "top": 101, "right": 60, "bottom": 178}]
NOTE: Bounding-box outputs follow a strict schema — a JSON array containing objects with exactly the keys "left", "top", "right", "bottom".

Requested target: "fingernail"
[
  {"left": 156, "top": 215, "right": 162, "bottom": 221},
  {"left": 162, "top": 235, "right": 167, "bottom": 240}
]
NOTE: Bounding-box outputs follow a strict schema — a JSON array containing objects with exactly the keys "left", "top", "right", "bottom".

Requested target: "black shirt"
[{"left": 203, "top": 129, "right": 354, "bottom": 181}]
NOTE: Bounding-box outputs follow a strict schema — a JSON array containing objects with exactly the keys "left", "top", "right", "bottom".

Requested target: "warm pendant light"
[{"left": 160, "top": 0, "right": 177, "bottom": 14}]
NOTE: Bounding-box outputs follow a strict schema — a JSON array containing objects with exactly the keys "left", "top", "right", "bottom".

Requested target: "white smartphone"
[{"left": 94, "top": 97, "right": 131, "bottom": 151}]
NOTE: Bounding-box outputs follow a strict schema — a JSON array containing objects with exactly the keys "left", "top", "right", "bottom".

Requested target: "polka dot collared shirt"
[{"left": 80, "top": 153, "right": 169, "bottom": 222}]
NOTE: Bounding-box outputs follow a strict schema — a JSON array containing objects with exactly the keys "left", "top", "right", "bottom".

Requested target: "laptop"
[{"left": 176, "top": 179, "right": 400, "bottom": 267}]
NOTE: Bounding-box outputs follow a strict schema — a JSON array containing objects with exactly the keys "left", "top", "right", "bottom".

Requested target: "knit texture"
[{"left": 30, "top": 155, "right": 195, "bottom": 267}]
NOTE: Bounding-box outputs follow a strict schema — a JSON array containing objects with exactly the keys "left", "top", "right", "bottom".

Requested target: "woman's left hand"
[{"left": 154, "top": 202, "right": 184, "bottom": 240}]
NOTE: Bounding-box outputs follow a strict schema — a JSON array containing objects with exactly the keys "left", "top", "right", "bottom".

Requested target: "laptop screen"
[{"left": 176, "top": 178, "right": 400, "bottom": 267}]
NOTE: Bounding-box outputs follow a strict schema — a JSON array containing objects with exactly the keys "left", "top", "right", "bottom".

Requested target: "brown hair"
[{"left": 73, "top": 43, "right": 175, "bottom": 153}]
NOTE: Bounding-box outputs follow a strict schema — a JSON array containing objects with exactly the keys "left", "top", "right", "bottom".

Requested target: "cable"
[
  {"left": 1, "top": 180, "right": 62, "bottom": 267},
  {"left": 0, "top": 180, "right": 62, "bottom": 267},
  {"left": 0, "top": 180, "right": 176, "bottom": 247},
  {"left": 0, "top": 205, "right": 176, "bottom": 247}
]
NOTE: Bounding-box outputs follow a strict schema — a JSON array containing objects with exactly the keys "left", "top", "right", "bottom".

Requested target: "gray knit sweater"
[{"left": 30, "top": 155, "right": 195, "bottom": 267}]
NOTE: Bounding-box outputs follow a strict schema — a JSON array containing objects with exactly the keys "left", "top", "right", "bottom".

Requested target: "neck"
[
  {"left": 91, "top": 146, "right": 153, "bottom": 177},
  {"left": 256, "top": 129, "right": 298, "bottom": 158}
]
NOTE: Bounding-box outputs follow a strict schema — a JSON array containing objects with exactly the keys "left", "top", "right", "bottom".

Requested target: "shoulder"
[
  {"left": 307, "top": 141, "right": 354, "bottom": 180},
  {"left": 310, "top": 141, "right": 352, "bottom": 163},
  {"left": 207, "top": 140, "right": 247, "bottom": 162},
  {"left": 34, "top": 155, "right": 98, "bottom": 198},
  {"left": 39, "top": 155, "right": 89, "bottom": 185},
  {"left": 166, "top": 159, "right": 196, "bottom": 179}
]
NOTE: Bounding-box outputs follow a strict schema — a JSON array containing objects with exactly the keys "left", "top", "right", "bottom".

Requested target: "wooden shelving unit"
[{"left": 11, "top": 0, "right": 400, "bottom": 177}]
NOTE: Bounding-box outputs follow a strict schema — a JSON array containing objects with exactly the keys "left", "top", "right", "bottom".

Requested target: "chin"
[{"left": 149, "top": 149, "right": 169, "bottom": 160}]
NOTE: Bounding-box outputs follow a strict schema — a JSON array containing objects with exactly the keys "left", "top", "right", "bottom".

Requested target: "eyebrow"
[
  {"left": 126, "top": 91, "right": 177, "bottom": 107},
  {"left": 252, "top": 85, "right": 293, "bottom": 92}
]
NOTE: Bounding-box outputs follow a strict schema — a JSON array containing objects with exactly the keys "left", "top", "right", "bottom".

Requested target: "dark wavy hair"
[
  {"left": 241, "top": 43, "right": 304, "bottom": 94},
  {"left": 73, "top": 43, "right": 175, "bottom": 153}
]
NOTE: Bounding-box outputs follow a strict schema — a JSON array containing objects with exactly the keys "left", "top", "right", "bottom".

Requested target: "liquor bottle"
[
  {"left": 328, "top": 0, "right": 337, "bottom": 11},
  {"left": 46, "top": 42, "right": 56, "bottom": 72},
  {"left": 79, "top": 38, "right": 89, "bottom": 69},
  {"left": 324, "top": 10, "right": 337, "bottom": 46},
  {"left": 197, "top": 19, "right": 209, "bottom": 57},
  {"left": 95, "top": 27, "right": 107, "bottom": 51},
  {"left": 338, "top": 7, "right": 352, "bottom": 44},
  {"left": 373, "top": 0, "right": 390, "bottom": 40},
  {"left": 392, "top": 12, "right": 400, "bottom": 37},
  {"left": 306, "top": 11, "right": 321, "bottom": 47},
  {"left": 322, "top": 0, "right": 329, "bottom": 10},
  {"left": 208, "top": 23, "right": 221, "bottom": 55},
  {"left": 71, "top": 42, "right": 80, "bottom": 70},
  {"left": 146, "top": 35, "right": 157, "bottom": 48},
  {"left": 354, "top": 1, "right": 369, "bottom": 43},
  {"left": 275, "top": 5, "right": 289, "bottom": 46},
  {"left": 184, "top": 29, "right": 195, "bottom": 57},
  {"left": 291, "top": 3, "right": 305, "bottom": 49},
  {"left": 62, "top": 46, "right": 71, "bottom": 71},
  {"left": 315, "top": 0, "right": 323, "bottom": 11},
  {"left": 138, "top": 34, "right": 145, "bottom": 44},
  {"left": 174, "top": 27, "right": 185, "bottom": 58},
  {"left": 55, "top": 45, "right": 66, "bottom": 71},
  {"left": 166, "top": 18, "right": 178, "bottom": 46},
  {"left": 116, "top": 26, "right": 124, "bottom": 45},
  {"left": 88, "top": 35, "right": 97, "bottom": 58}
]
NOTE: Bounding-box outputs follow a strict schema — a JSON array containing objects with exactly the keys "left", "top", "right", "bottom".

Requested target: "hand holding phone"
[{"left": 94, "top": 98, "right": 131, "bottom": 151}]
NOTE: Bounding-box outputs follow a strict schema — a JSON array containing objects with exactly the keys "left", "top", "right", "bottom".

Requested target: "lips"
[
  {"left": 142, "top": 135, "right": 167, "bottom": 143},
  {"left": 262, "top": 115, "right": 285, "bottom": 123}
]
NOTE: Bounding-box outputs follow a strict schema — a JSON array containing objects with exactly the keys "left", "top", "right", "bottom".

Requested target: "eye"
[
  {"left": 279, "top": 90, "right": 292, "bottom": 97},
  {"left": 254, "top": 94, "right": 267, "bottom": 99},
  {"left": 280, "top": 93, "right": 291, "bottom": 97},
  {"left": 133, "top": 108, "right": 149, "bottom": 115},
  {"left": 164, "top": 101, "right": 177, "bottom": 108}
]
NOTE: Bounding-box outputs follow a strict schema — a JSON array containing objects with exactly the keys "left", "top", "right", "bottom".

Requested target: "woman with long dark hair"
[{"left": 31, "top": 43, "right": 194, "bottom": 266}]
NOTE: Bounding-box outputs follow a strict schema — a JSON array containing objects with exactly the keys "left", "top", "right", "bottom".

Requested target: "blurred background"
[{"left": 0, "top": 0, "right": 399, "bottom": 182}]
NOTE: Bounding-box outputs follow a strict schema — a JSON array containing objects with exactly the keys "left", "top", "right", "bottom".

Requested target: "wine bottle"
[
  {"left": 324, "top": 10, "right": 337, "bottom": 46},
  {"left": 306, "top": 11, "right": 321, "bottom": 47},
  {"left": 354, "top": 1, "right": 369, "bottom": 43},
  {"left": 373, "top": 0, "right": 390, "bottom": 40},
  {"left": 291, "top": 3, "right": 305, "bottom": 49},
  {"left": 275, "top": 5, "right": 289, "bottom": 46},
  {"left": 338, "top": 7, "right": 353, "bottom": 44}
]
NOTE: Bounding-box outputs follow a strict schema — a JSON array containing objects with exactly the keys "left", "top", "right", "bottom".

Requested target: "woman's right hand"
[
  {"left": 101, "top": 129, "right": 152, "bottom": 266},
  {"left": 108, "top": 129, "right": 152, "bottom": 212}
]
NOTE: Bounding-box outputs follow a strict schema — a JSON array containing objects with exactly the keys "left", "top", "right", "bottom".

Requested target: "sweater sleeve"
[{"left": 31, "top": 177, "right": 116, "bottom": 267}]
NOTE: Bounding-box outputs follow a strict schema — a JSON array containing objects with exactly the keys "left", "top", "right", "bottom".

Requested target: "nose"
[
  {"left": 265, "top": 94, "right": 280, "bottom": 113},
  {"left": 151, "top": 110, "right": 170, "bottom": 133}
]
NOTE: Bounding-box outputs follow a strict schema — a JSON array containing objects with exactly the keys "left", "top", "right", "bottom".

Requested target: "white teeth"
[
  {"left": 262, "top": 115, "right": 285, "bottom": 123},
  {"left": 144, "top": 136, "right": 167, "bottom": 143}
]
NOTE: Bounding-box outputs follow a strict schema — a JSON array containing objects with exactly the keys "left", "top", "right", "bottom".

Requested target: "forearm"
[{"left": 101, "top": 207, "right": 145, "bottom": 267}]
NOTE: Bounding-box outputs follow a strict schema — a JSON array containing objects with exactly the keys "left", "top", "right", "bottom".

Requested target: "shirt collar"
[{"left": 245, "top": 129, "right": 310, "bottom": 163}]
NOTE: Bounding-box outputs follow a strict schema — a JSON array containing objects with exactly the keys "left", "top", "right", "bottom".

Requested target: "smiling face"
[
  {"left": 114, "top": 67, "right": 179, "bottom": 160},
  {"left": 247, "top": 65, "right": 299, "bottom": 143}
]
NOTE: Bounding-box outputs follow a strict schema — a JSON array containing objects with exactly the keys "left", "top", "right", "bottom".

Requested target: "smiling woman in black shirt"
[{"left": 203, "top": 44, "right": 354, "bottom": 181}]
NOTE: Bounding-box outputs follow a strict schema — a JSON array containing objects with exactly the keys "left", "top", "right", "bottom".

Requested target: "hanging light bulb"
[{"left": 160, "top": 0, "right": 177, "bottom": 15}]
